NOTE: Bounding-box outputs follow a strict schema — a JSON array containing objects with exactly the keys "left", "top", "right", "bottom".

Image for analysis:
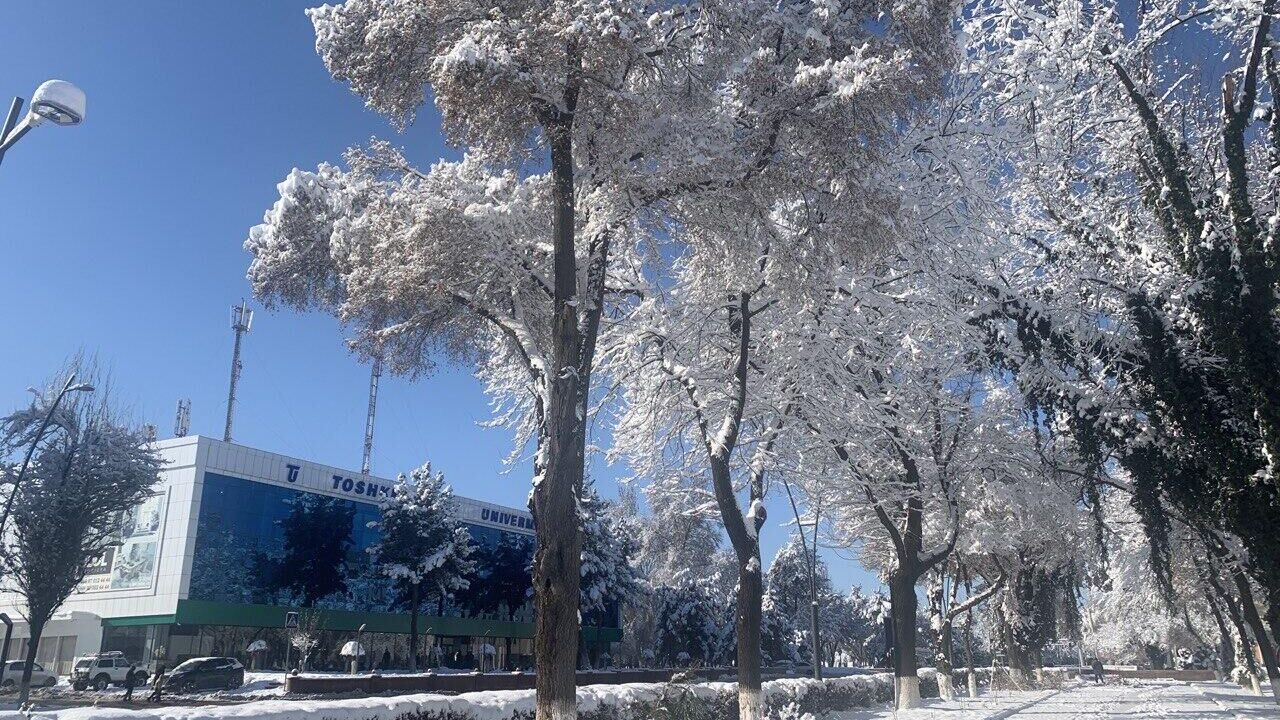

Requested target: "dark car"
[{"left": 163, "top": 657, "right": 244, "bottom": 693}]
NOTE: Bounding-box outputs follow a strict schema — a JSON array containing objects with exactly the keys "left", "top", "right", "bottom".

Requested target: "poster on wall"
[{"left": 79, "top": 491, "right": 167, "bottom": 593}]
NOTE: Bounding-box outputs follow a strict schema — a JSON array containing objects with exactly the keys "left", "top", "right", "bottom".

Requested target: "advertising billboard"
[{"left": 79, "top": 490, "right": 167, "bottom": 593}]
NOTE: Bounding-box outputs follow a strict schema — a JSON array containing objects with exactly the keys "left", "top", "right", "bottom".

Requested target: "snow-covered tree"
[
  {"left": 0, "top": 364, "right": 161, "bottom": 703},
  {"left": 249, "top": 2, "right": 955, "bottom": 715},
  {"left": 822, "top": 589, "right": 881, "bottom": 667},
  {"left": 1084, "top": 498, "right": 1217, "bottom": 669},
  {"left": 367, "top": 462, "right": 476, "bottom": 671},
  {"left": 788, "top": 254, "right": 984, "bottom": 706},
  {"left": 653, "top": 572, "right": 736, "bottom": 668},
  {"left": 635, "top": 477, "right": 722, "bottom": 587},
  {"left": 765, "top": 535, "right": 833, "bottom": 665},
  {"left": 961, "top": 1, "right": 1280, "bottom": 695},
  {"left": 579, "top": 485, "right": 642, "bottom": 621},
  {"left": 460, "top": 532, "right": 534, "bottom": 622}
]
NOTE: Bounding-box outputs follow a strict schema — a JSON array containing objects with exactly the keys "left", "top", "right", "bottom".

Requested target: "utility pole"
[
  {"left": 174, "top": 399, "right": 191, "bottom": 438},
  {"left": 362, "top": 355, "right": 382, "bottom": 476},
  {"left": 224, "top": 300, "right": 253, "bottom": 443}
]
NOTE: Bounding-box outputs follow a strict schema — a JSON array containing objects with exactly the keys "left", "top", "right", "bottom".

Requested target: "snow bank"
[{"left": 4, "top": 668, "right": 1079, "bottom": 720}]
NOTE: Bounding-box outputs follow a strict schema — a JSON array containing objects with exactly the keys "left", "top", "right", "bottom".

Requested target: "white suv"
[
  {"left": 0, "top": 661, "right": 57, "bottom": 690},
  {"left": 70, "top": 652, "right": 146, "bottom": 691}
]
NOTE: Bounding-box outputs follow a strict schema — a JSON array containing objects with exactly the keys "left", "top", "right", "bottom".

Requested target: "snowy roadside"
[
  {"left": 2, "top": 673, "right": 1270, "bottom": 720},
  {"left": 823, "top": 688, "right": 1059, "bottom": 720},
  {"left": 0, "top": 670, "right": 1022, "bottom": 720}
]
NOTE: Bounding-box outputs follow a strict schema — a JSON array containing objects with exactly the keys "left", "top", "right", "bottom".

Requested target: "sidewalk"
[{"left": 829, "top": 679, "right": 1276, "bottom": 720}]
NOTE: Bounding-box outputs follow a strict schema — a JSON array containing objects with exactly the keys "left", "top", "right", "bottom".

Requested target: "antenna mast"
[
  {"left": 224, "top": 300, "right": 253, "bottom": 443},
  {"left": 175, "top": 399, "right": 191, "bottom": 438},
  {"left": 362, "top": 354, "right": 382, "bottom": 476}
]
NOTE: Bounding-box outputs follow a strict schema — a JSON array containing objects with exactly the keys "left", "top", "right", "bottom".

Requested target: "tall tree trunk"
[
  {"left": 1207, "top": 565, "right": 1265, "bottom": 694},
  {"left": 889, "top": 575, "right": 921, "bottom": 709},
  {"left": 963, "top": 614, "right": 978, "bottom": 697},
  {"left": 683, "top": 292, "right": 765, "bottom": 720},
  {"left": 17, "top": 616, "right": 44, "bottom": 706},
  {"left": 928, "top": 578, "right": 954, "bottom": 700},
  {"left": 1205, "top": 591, "right": 1235, "bottom": 681},
  {"left": 532, "top": 111, "right": 585, "bottom": 720},
  {"left": 736, "top": 548, "right": 764, "bottom": 720},
  {"left": 937, "top": 621, "right": 954, "bottom": 700},
  {"left": 409, "top": 582, "right": 420, "bottom": 673},
  {"left": 1231, "top": 571, "right": 1280, "bottom": 703},
  {"left": 1265, "top": 588, "right": 1280, "bottom": 668}
]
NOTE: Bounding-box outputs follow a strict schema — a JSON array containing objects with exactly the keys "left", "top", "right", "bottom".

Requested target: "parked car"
[
  {"left": 0, "top": 661, "right": 57, "bottom": 689},
  {"left": 70, "top": 651, "right": 146, "bottom": 691},
  {"left": 163, "top": 657, "right": 244, "bottom": 693}
]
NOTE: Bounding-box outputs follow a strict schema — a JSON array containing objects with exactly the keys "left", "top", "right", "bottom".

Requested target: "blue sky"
[{"left": 0, "top": 1, "right": 878, "bottom": 593}]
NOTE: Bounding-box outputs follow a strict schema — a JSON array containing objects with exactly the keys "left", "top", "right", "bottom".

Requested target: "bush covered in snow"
[{"left": 35, "top": 669, "right": 1081, "bottom": 720}]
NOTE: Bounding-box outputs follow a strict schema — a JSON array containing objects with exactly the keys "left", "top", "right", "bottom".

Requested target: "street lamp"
[
  {"left": 797, "top": 517, "right": 823, "bottom": 681},
  {"left": 357, "top": 623, "right": 367, "bottom": 673},
  {"left": 0, "top": 80, "right": 87, "bottom": 168},
  {"left": 781, "top": 475, "right": 825, "bottom": 680},
  {"left": 0, "top": 373, "right": 94, "bottom": 537}
]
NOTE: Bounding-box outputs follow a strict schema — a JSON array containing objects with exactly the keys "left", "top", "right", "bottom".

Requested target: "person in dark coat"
[
  {"left": 122, "top": 665, "right": 138, "bottom": 701},
  {"left": 1090, "top": 658, "right": 1105, "bottom": 684}
]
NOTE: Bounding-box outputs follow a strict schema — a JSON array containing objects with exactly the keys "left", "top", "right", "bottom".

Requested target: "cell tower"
[
  {"left": 362, "top": 355, "right": 382, "bottom": 476},
  {"left": 224, "top": 299, "right": 254, "bottom": 443},
  {"left": 174, "top": 399, "right": 191, "bottom": 438}
]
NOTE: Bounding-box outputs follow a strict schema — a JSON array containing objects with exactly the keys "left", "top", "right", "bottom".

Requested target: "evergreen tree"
[
  {"left": 579, "top": 484, "right": 643, "bottom": 626},
  {"left": 653, "top": 575, "right": 735, "bottom": 668},
  {"left": 462, "top": 532, "right": 534, "bottom": 622},
  {"left": 765, "top": 535, "right": 835, "bottom": 663},
  {"left": 367, "top": 463, "right": 476, "bottom": 671}
]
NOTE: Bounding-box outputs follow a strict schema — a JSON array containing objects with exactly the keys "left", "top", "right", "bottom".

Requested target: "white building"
[{"left": 0, "top": 436, "right": 606, "bottom": 675}]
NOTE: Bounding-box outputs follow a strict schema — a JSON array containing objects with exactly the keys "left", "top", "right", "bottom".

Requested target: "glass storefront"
[
  {"left": 189, "top": 472, "right": 533, "bottom": 615},
  {"left": 90, "top": 471, "right": 623, "bottom": 672},
  {"left": 174, "top": 472, "right": 553, "bottom": 670}
]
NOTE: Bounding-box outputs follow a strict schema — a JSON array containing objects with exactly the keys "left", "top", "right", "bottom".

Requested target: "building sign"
[
  {"left": 329, "top": 474, "right": 390, "bottom": 500},
  {"left": 455, "top": 497, "right": 535, "bottom": 535},
  {"left": 79, "top": 491, "right": 167, "bottom": 593},
  {"left": 480, "top": 507, "right": 536, "bottom": 531}
]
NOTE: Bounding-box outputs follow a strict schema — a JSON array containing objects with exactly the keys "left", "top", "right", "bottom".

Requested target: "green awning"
[{"left": 102, "top": 614, "right": 177, "bottom": 628}]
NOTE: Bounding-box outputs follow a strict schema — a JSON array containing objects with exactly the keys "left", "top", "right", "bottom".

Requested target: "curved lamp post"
[
  {"left": 0, "top": 80, "right": 87, "bottom": 168},
  {"left": 0, "top": 373, "right": 94, "bottom": 538}
]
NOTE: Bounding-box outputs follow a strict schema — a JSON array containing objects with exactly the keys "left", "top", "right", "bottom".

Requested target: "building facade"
[{"left": 0, "top": 436, "right": 619, "bottom": 674}]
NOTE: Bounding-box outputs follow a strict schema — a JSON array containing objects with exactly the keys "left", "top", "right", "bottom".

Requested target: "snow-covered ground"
[
  {"left": 829, "top": 680, "right": 1276, "bottom": 720},
  {"left": 0, "top": 677, "right": 1271, "bottom": 720}
]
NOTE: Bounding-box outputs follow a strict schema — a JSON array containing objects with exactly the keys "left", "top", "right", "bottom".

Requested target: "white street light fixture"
[
  {"left": 0, "top": 374, "right": 95, "bottom": 537},
  {"left": 0, "top": 79, "right": 87, "bottom": 167}
]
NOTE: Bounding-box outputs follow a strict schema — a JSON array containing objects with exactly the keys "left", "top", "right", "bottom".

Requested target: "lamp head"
[{"left": 30, "top": 80, "right": 86, "bottom": 126}]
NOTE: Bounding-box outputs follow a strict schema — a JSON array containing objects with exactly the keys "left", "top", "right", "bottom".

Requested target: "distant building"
[{"left": 0, "top": 436, "right": 620, "bottom": 674}]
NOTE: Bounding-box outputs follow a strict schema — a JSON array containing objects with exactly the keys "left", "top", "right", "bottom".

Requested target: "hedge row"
[{"left": 46, "top": 667, "right": 1080, "bottom": 720}]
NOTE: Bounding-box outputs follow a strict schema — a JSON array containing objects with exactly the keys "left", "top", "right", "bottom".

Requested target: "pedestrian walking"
[
  {"left": 146, "top": 662, "right": 166, "bottom": 703},
  {"left": 122, "top": 664, "right": 138, "bottom": 701},
  {"left": 1090, "top": 658, "right": 1105, "bottom": 685}
]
